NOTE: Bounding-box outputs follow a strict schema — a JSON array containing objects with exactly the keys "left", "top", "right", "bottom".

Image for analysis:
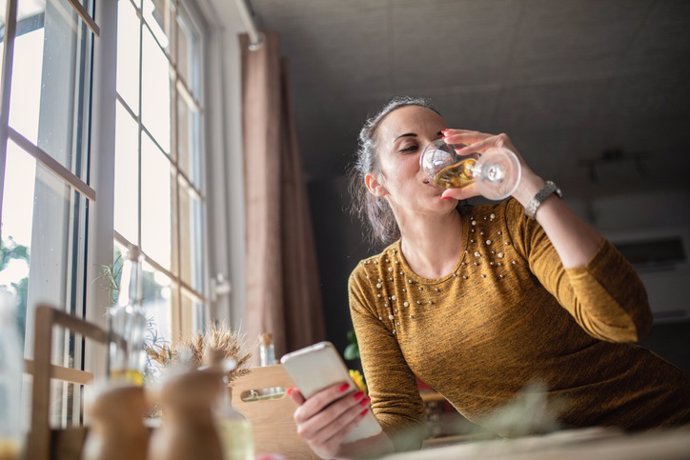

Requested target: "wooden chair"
[
  {"left": 26, "top": 305, "right": 317, "bottom": 459},
  {"left": 231, "top": 365, "right": 319, "bottom": 459},
  {"left": 26, "top": 304, "right": 118, "bottom": 460}
]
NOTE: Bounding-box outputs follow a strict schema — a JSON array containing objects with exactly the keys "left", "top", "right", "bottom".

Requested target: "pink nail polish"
[
  {"left": 360, "top": 408, "right": 369, "bottom": 416},
  {"left": 338, "top": 383, "right": 350, "bottom": 392}
]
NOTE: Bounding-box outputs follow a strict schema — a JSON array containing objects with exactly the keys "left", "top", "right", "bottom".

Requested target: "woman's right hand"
[{"left": 288, "top": 382, "right": 371, "bottom": 459}]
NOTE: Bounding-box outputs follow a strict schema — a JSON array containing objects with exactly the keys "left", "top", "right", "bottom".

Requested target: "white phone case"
[{"left": 280, "top": 341, "right": 382, "bottom": 443}]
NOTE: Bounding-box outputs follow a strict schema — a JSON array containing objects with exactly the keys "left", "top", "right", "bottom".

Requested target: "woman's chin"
[{"left": 424, "top": 195, "right": 458, "bottom": 212}]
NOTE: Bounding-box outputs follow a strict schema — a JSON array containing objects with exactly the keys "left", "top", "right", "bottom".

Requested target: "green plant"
[
  {"left": 96, "top": 254, "right": 123, "bottom": 306},
  {"left": 344, "top": 329, "right": 360, "bottom": 361}
]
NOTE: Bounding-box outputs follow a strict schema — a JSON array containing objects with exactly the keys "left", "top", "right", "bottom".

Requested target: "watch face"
[{"left": 547, "top": 181, "right": 563, "bottom": 198}]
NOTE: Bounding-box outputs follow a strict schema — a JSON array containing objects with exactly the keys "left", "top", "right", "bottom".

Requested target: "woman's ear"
[{"left": 365, "top": 173, "right": 388, "bottom": 197}]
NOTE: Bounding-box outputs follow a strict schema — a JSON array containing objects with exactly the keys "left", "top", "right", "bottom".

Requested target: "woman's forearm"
[
  {"left": 335, "top": 431, "right": 395, "bottom": 460},
  {"left": 513, "top": 170, "right": 602, "bottom": 269}
]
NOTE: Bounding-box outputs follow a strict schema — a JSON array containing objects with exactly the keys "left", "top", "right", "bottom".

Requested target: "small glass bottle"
[
  {"left": 215, "top": 379, "right": 255, "bottom": 460},
  {"left": 258, "top": 332, "right": 281, "bottom": 398},
  {"left": 108, "top": 246, "right": 147, "bottom": 385},
  {"left": 258, "top": 332, "right": 276, "bottom": 367},
  {"left": 0, "top": 287, "right": 24, "bottom": 459}
]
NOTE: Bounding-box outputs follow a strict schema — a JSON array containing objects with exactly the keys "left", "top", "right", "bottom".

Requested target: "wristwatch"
[{"left": 525, "top": 180, "right": 562, "bottom": 219}]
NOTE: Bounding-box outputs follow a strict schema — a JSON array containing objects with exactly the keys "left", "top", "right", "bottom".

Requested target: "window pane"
[
  {"left": 142, "top": 25, "right": 171, "bottom": 154},
  {"left": 142, "top": 261, "right": 173, "bottom": 348},
  {"left": 117, "top": 0, "right": 141, "bottom": 114},
  {"left": 178, "top": 178, "right": 204, "bottom": 293},
  {"left": 1, "top": 141, "right": 82, "bottom": 367},
  {"left": 141, "top": 132, "right": 172, "bottom": 269},
  {"left": 49, "top": 380, "right": 82, "bottom": 427},
  {"left": 114, "top": 101, "right": 139, "bottom": 243},
  {"left": 9, "top": 9, "right": 45, "bottom": 143},
  {"left": 177, "top": 92, "right": 202, "bottom": 187},
  {"left": 112, "top": 0, "right": 207, "bottom": 345},
  {"left": 180, "top": 289, "right": 205, "bottom": 340},
  {"left": 176, "top": 10, "right": 198, "bottom": 94},
  {"left": 1, "top": 146, "right": 36, "bottom": 350},
  {"left": 9, "top": 0, "right": 93, "bottom": 178}
]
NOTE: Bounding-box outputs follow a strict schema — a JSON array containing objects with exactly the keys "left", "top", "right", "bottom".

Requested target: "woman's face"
[{"left": 368, "top": 105, "right": 454, "bottom": 215}]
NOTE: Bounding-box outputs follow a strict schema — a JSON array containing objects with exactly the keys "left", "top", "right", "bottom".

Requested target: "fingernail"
[
  {"left": 286, "top": 387, "right": 293, "bottom": 396},
  {"left": 441, "top": 196, "right": 452, "bottom": 201},
  {"left": 360, "top": 408, "right": 369, "bottom": 416},
  {"left": 352, "top": 391, "right": 364, "bottom": 400},
  {"left": 359, "top": 397, "right": 369, "bottom": 407},
  {"left": 338, "top": 383, "right": 350, "bottom": 392}
]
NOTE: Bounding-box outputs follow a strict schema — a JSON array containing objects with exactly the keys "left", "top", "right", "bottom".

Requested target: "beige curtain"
[{"left": 240, "top": 32, "right": 325, "bottom": 361}]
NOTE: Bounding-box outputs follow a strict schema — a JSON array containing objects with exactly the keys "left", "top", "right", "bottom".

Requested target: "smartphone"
[{"left": 280, "top": 341, "right": 382, "bottom": 443}]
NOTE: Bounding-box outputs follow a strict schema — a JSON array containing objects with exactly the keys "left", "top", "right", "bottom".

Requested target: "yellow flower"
[{"left": 349, "top": 369, "right": 367, "bottom": 394}]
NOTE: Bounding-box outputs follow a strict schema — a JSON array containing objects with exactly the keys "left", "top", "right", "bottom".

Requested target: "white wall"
[{"left": 569, "top": 188, "right": 690, "bottom": 322}]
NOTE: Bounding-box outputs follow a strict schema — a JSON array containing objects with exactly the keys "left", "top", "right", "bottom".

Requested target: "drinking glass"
[{"left": 419, "top": 139, "right": 521, "bottom": 200}]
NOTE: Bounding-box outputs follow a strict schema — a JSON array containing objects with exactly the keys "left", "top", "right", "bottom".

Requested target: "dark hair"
[{"left": 348, "top": 96, "right": 441, "bottom": 246}]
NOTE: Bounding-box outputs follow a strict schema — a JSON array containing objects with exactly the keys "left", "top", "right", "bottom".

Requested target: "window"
[
  {"left": 114, "top": 0, "right": 208, "bottom": 345},
  {"left": 0, "top": 0, "right": 97, "bottom": 426},
  {"left": 0, "top": 0, "right": 212, "bottom": 429}
]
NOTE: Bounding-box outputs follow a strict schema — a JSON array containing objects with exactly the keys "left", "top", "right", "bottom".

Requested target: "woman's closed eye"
[{"left": 400, "top": 144, "right": 419, "bottom": 153}]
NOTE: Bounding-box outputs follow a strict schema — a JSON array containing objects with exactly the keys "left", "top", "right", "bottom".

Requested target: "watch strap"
[{"left": 525, "top": 180, "right": 562, "bottom": 219}]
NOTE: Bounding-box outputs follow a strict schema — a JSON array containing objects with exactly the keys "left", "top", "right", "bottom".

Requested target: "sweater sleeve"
[
  {"left": 504, "top": 198, "right": 652, "bottom": 342},
  {"left": 348, "top": 264, "right": 427, "bottom": 451}
]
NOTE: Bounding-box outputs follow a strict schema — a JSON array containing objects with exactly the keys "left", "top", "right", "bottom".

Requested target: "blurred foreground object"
[
  {"left": 0, "top": 288, "right": 24, "bottom": 459},
  {"left": 81, "top": 385, "right": 149, "bottom": 460},
  {"left": 108, "top": 247, "right": 146, "bottom": 385},
  {"left": 148, "top": 349, "right": 228, "bottom": 460},
  {"left": 215, "top": 357, "right": 255, "bottom": 460}
]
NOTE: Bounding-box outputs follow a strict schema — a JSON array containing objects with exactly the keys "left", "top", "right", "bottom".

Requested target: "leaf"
[{"left": 344, "top": 343, "right": 360, "bottom": 361}]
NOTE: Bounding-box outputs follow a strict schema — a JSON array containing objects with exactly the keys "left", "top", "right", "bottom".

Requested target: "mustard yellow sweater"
[{"left": 349, "top": 199, "right": 690, "bottom": 447}]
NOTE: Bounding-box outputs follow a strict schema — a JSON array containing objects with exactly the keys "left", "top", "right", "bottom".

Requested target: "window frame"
[
  {"left": 111, "top": 0, "right": 211, "bottom": 344},
  {"left": 0, "top": 0, "right": 100, "bottom": 426},
  {"left": 195, "top": 0, "right": 246, "bottom": 329},
  {"left": 0, "top": 0, "right": 244, "bottom": 429}
]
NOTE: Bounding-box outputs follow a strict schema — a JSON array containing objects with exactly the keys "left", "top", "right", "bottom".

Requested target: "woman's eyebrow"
[{"left": 393, "top": 133, "right": 417, "bottom": 143}]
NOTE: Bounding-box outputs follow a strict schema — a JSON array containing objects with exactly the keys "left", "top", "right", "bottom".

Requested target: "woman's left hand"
[{"left": 439, "top": 129, "right": 540, "bottom": 202}]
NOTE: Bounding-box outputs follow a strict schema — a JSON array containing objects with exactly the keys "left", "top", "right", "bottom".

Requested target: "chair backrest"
[
  {"left": 231, "top": 365, "right": 319, "bottom": 460},
  {"left": 27, "top": 304, "right": 115, "bottom": 460}
]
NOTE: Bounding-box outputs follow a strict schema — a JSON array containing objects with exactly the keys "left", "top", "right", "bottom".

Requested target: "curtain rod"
[{"left": 233, "top": 0, "right": 264, "bottom": 50}]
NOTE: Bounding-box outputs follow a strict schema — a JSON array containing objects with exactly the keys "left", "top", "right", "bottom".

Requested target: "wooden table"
[{"left": 382, "top": 427, "right": 690, "bottom": 460}]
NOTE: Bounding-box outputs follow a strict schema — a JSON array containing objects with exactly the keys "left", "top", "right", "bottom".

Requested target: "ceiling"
[{"left": 246, "top": 0, "right": 690, "bottom": 196}]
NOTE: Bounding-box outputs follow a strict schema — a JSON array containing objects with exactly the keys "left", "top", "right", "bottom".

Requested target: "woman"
[{"left": 287, "top": 97, "right": 690, "bottom": 459}]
